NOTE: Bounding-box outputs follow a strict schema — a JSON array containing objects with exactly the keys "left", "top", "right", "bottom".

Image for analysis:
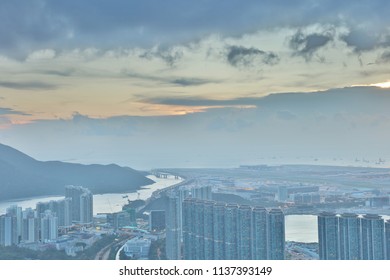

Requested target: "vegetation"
[
  {"left": 76, "top": 234, "right": 116, "bottom": 259},
  {"left": 0, "top": 234, "right": 117, "bottom": 260},
  {"left": 0, "top": 143, "right": 154, "bottom": 200},
  {"left": 148, "top": 238, "right": 167, "bottom": 260},
  {"left": 119, "top": 249, "right": 133, "bottom": 260},
  {"left": 0, "top": 245, "right": 71, "bottom": 260}
]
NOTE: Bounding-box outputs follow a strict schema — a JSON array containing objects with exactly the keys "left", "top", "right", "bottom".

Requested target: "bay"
[{"left": 0, "top": 175, "right": 182, "bottom": 215}]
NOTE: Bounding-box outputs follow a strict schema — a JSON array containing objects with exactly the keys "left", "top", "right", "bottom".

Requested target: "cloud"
[
  {"left": 62, "top": 113, "right": 139, "bottom": 137},
  {"left": 0, "top": 107, "right": 30, "bottom": 116},
  {"left": 3, "top": 1, "right": 390, "bottom": 59},
  {"left": 170, "top": 78, "right": 215, "bottom": 87},
  {"left": 139, "top": 46, "right": 183, "bottom": 67},
  {"left": 226, "top": 46, "right": 279, "bottom": 68},
  {"left": 5, "top": 85, "right": 390, "bottom": 168},
  {"left": 140, "top": 96, "right": 256, "bottom": 107},
  {"left": 289, "top": 31, "right": 332, "bottom": 60},
  {"left": 341, "top": 29, "right": 380, "bottom": 53},
  {"left": 376, "top": 51, "right": 390, "bottom": 64},
  {"left": 341, "top": 28, "right": 390, "bottom": 53},
  {"left": 40, "top": 69, "right": 76, "bottom": 77},
  {"left": 26, "top": 49, "right": 57, "bottom": 61},
  {"left": 0, "top": 81, "right": 57, "bottom": 90},
  {"left": 141, "top": 86, "right": 390, "bottom": 116},
  {"left": 121, "top": 69, "right": 216, "bottom": 87},
  {"left": 0, "top": 1, "right": 71, "bottom": 59}
]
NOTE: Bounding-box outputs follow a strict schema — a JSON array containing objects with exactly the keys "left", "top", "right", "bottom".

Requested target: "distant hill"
[{"left": 0, "top": 143, "right": 154, "bottom": 201}]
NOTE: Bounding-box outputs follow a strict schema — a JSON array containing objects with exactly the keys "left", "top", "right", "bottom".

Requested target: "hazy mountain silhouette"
[{"left": 0, "top": 143, "right": 154, "bottom": 200}]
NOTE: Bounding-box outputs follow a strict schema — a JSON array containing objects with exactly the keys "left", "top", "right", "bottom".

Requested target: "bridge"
[{"left": 151, "top": 170, "right": 180, "bottom": 179}]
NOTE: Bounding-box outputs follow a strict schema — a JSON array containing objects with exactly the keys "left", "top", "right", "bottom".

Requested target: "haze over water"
[{"left": 0, "top": 175, "right": 182, "bottom": 215}]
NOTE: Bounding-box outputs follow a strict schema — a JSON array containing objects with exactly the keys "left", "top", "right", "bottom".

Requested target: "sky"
[{"left": 1, "top": 0, "right": 390, "bottom": 169}]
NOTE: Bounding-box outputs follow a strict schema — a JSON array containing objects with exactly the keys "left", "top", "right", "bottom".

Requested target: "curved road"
[{"left": 94, "top": 236, "right": 130, "bottom": 260}]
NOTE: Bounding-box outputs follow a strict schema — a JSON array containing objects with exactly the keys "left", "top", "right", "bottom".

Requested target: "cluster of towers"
[
  {"left": 0, "top": 186, "right": 93, "bottom": 246},
  {"left": 182, "top": 199, "right": 285, "bottom": 260},
  {"left": 165, "top": 185, "right": 285, "bottom": 260},
  {"left": 318, "top": 212, "right": 390, "bottom": 260},
  {"left": 165, "top": 185, "right": 213, "bottom": 259}
]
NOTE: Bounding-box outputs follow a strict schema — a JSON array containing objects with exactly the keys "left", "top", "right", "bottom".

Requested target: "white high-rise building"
[
  {"left": 6, "top": 205, "right": 22, "bottom": 241},
  {"left": 40, "top": 210, "right": 58, "bottom": 242},
  {"left": 166, "top": 192, "right": 181, "bottom": 260},
  {"left": 41, "top": 210, "right": 58, "bottom": 242},
  {"left": 65, "top": 185, "right": 93, "bottom": 224},
  {"left": 0, "top": 214, "right": 18, "bottom": 246},
  {"left": 22, "top": 208, "right": 39, "bottom": 243}
]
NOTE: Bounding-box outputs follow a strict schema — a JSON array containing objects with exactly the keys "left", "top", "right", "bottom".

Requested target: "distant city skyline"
[
  {"left": 0, "top": 186, "right": 93, "bottom": 247},
  {"left": 1, "top": 1, "right": 390, "bottom": 169}
]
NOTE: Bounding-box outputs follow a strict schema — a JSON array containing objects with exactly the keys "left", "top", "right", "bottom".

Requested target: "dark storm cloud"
[
  {"left": 341, "top": 29, "right": 380, "bottom": 53},
  {"left": 226, "top": 46, "right": 279, "bottom": 67},
  {"left": 341, "top": 29, "right": 390, "bottom": 53},
  {"left": 289, "top": 31, "right": 333, "bottom": 60},
  {"left": 0, "top": 1, "right": 71, "bottom": 59},
  {"left": 2, "top": 1, "right": 390, "bottom": 58},
  {"left": 376, "top": 51, "right": 390, "bottom": 64},
  {"left": 0, "top": 107, "right": 30, "bottom": 116},
  {"left": 0, "top": 81, "right": 57, "bottom": 90}
]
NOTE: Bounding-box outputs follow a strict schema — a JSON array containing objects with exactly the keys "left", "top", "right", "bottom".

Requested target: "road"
[{"left": 94, "top": 236, "right": 130, "bottom": 260}]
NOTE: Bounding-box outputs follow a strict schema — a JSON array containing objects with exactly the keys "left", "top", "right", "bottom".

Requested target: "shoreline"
[{"left": 0, "top": 175, "right": 183, "bottom": 215}]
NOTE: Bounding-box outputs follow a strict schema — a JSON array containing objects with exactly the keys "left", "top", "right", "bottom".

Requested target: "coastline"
[{"left": 0, "top": 174, "right": 182, "bottom": 215}]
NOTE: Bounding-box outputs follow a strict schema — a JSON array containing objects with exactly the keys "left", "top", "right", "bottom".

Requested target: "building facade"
[
  {"left": 318, "top": 212, "right": 387, "bottom": 260},
  {"left": 182, "top": 199, "right": 285, "bottom": 260},
  {"left": 65, "top": 185, "right": 93, "bottom": 224},
  {"left": 318, "top": 212, "right": 340, "bottom": 260}
]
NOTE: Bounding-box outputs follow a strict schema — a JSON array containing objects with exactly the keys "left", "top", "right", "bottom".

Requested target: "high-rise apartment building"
[
  {"left": 203, "top": 201, "right": 215, "bottom": 260},
  {"left": 361, "top": 214, "right": 385, "bottom": 260},
  {"left": 191, "top": 185, "right": 212, "bottom": 201},
  {"left": 0, "top": 214, "right": 18, "bottom": 246},
  {"left": 182, "top": 198, "right": 194, "bottom": 260},
  {"left": 252, "top": 206, "right": 267, "bottom": 259},
  {"left": 212, "top": 202, "right": 225, "bottom": 260},
  {"left": 318, "top": 212, "right": 339, "bottom": 260},
  {"left": 149, "top": 210, "right": 165, "bottom": 231},
  {"left": 224, "top": 204, "right": 239, "bottom": 259},
  {"left": 40, "top": 210, "right": 58, "bottom": 242},
  {"left": 165, "top": 192, "right": 182, "bottom": 260},
  {"left": 267, "top": 209, "right": 285, "bottom": 260},
  {"left": 36, "top": 199, "right": 72, "bottom": 228},
  {"left": 182, "top": 199, "right": 285, "bottom": 260},
  {"left": 237, "top": 205, "right": 252, "bottom": 260},
  {"left": 339, "top": 213, "right": 360, "bottom": 260},
  {"left": 165, "top": 185, "right": 214, "bottom": 260},
  {"left": 65, "top": 185, "right": 93, "bottom": 224},
  {"left": 21, "top": 208, "right": 39, "bottom": 243},
  {"left": 6, "top": 205, "right": 22, "bottom": 242},
  {"left": 318, "top": 212, "right": 387, "bottom": 260},
  {"left": 385, "top": 220, "right": 390, "bottom": 260},
  {"left": 80, "top": 191, "right": 93, "bottom": 224}
]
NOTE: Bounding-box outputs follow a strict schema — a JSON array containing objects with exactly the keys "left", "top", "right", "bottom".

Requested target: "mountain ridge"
[{"left": 0, "top": 143, "right": 154, "bottom": 201}]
